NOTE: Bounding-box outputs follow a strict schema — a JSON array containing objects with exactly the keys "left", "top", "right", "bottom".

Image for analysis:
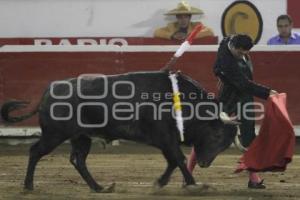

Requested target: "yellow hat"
[
  {"left": 221, "top": 1, "right": 263, "bottom": 44},
  {"left": 165, "top": 1, "right": 204, "bottom": 15}
]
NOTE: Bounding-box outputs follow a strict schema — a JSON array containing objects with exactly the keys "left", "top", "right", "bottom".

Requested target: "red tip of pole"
[{"left": 186, "top": 24, "right": 204, "bottom": 44}]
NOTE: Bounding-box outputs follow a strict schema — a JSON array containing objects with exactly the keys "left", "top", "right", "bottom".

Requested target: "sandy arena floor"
[{"left": 0, "top": 141, "right": 299, "bottom": 200}]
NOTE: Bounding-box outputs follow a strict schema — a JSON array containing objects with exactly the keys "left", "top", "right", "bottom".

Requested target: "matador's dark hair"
[{"left": 230, "top": 34, "right": 253, "bottom": 50}]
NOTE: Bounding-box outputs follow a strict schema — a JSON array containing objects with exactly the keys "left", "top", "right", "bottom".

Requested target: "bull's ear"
[{"left": 219, "top": 112, "right": 241, "bottom": 125}]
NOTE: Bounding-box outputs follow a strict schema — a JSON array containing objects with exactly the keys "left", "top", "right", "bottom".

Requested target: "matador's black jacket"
[
  {"left": 213, "top": 37, "right": 272, "bottom": 147},
  {"left": 213, "top": 37, "right": 271, "bottom": 114}
]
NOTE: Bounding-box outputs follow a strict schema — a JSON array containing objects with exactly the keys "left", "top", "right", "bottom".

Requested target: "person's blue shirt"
[{"left": 267, "top": 32, "right": 300, "bottom": 45}]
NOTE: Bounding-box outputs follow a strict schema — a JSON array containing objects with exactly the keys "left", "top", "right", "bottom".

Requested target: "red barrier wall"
[
  {"left": 0, "top": 49, "right": 299, "bottom": 125},
  {"left": 0, "top": 37, "right": 218, "bottom": 46},
  {"left": 288, "top": 0, "right": 300, "bottom": 28}
]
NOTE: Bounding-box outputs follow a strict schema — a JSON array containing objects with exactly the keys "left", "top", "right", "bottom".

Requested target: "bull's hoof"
[
  {"left": 23, "top": 184, "right": 33, "bottom": 192},
  {"left": 184, "top": 183, "right": 208, "bottom": 190},
  {"left": 23, "top": 187, "right": 34, "bottom": 194},
  {"left": 153, "top": 181, "right": 161, "bottom": 190},
  {"left": 153, "top": 179, "right": 165, "bottom": 190},
  {"left": 183, "top": 183, "right": 216, "bottom": 194},
  {"left": 93, "top": 183, "right": 116, "bottom": 193}
]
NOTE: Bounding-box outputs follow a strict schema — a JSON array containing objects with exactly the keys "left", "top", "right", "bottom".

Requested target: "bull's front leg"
[
  {"left": 156, "top": 146, "right": 196, "bottom": 188},
  {"left": 174, "top": 148, "right": 196, "bottom": 186},
  {"left": 154, "top": 149, "right": 177, "bottom": 188}
]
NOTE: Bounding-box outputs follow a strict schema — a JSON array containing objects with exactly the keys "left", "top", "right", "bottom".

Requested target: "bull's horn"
[
  {"left": 219, "top": 112, "right": 241, "bottom": 125},
  {"left": 234, "top": 127, "right": 248, "bottom": 152}
]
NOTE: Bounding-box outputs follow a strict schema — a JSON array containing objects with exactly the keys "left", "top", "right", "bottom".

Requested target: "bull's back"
[{"left": 38, "top": 71, "right": 174, "bottom": 141}]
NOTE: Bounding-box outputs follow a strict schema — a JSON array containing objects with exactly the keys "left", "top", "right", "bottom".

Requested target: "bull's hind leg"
[
  {"left": 70, "top": 135, "right": 115, "bottom": 193},
  {"left": 24, "top": 133, "right": 67, "bottom": 190},
  {"left": 70, "top": 135, "right": 101, "bottom": 191}
]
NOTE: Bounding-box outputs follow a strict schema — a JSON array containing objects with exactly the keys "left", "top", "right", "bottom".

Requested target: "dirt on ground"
[{"left": 0, "top": 141, "right": 299, "bottom": 200}]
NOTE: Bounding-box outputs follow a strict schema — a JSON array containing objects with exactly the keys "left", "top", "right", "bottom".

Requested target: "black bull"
[{"left": 1, "top": 71, "right": 237, "bottom": 192}]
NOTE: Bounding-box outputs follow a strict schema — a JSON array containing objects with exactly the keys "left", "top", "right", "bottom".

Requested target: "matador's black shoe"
[{"left": 248, "top": 180, "right": 266, "bottom": 189}]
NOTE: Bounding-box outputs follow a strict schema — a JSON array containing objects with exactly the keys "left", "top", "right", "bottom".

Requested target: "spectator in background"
[
  {"left": 154, "top": 1, "right": 214, "bottom": 40},
  {"left": 267, "top": 14, "right": 300, "bottom": 45}
]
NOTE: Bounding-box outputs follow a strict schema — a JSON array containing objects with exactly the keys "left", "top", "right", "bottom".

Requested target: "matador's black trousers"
[{"left": 218, "top": 84, "right": 256, "bottom": 148}]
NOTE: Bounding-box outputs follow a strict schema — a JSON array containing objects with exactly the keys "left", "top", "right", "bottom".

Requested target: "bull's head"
[{"left": 190, "top": 112, "right": 239, "bottom": 168}]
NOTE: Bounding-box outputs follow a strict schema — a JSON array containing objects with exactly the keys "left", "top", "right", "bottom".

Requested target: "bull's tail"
[{"left": 1, "top": 100, "right": 39, "bottom": 123}]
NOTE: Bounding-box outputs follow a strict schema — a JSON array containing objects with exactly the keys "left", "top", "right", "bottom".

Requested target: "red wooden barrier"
[{"left": 0, "top": 47, "right": 299, "bottom": 126}]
